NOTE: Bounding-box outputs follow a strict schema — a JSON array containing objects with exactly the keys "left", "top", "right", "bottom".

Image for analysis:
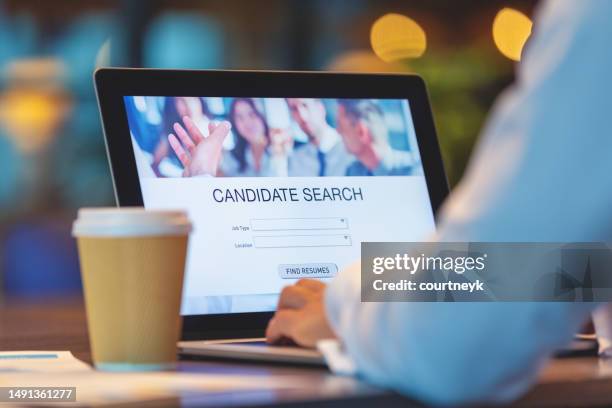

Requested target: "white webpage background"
[{"left": 140, "top": 176, "right": 435, "bottom": 310}]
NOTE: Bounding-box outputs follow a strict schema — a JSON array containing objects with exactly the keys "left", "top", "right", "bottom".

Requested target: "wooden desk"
[
  {"left": 0, "top": 297, "right": 406, "bottom": 407},
  {"left": 1, "top": 298, "right": 610, "bottom": 407}
]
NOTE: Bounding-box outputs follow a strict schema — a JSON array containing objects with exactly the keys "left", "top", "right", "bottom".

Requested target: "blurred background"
[{"left": 0, "top": 0, "right": 537, "bottom": 298}]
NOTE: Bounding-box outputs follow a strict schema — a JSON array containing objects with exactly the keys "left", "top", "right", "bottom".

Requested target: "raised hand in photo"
[
  {"left": 168, "top": 116, "right": 231, "bottom": 177},
  {"left": 269, "top": 128, "right": 293, "bottom": 158}
]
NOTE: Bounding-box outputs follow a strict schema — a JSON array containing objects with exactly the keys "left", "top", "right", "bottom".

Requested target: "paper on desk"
[
  {"left": 0, "top": 351, "right": 92, "bottom": 373},
  {"left": 0, "top": 371, "right": 302, "bottom": 406}
]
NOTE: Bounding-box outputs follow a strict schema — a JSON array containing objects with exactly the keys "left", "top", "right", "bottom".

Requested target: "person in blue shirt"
[
  {"left": 265, "top": 0, "right": 612, "bottom": 405},
  {"left": 336, "top": 99, "right": 417, "bottom": 176},
  {"left": 285, "top": 98, "right": 352, "bottom": 177}
]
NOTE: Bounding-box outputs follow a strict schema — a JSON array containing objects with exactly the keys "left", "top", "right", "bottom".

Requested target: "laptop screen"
[{"left": 123, "top": 96, "right": 436, "bottom": 315}]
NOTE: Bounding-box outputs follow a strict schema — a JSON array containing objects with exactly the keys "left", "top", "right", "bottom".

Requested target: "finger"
[
  {"left": 183, "top": 116, "right": 205, "bottom": 144},
  {"left": 296, "top": 279, "right": 326, "bottom": 292},
  {"left": 277, "top": 285, "right": 312, "bottom": 309},
  {"left": 208, "top": 120, "right": 231, "bottom": 145},
  {"left": 208, "top": 120, "right": 218, "bottom": 136},
  {"left": 168, "top": 134, "right": 190, "bottom": 168},
  {"left": 173, "top": 123, "right": 196, "bottom": 154},
  {"left": 266, "top": 310, "right": 298, "bottom": 344}
]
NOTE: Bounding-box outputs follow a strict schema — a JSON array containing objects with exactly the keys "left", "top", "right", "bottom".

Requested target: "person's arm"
[
  {"left": 325, "top": 1, "right": 612, "bottom": 405},
  {"left": 266, "top": 128, "right": 292, "bottom": 177},
  {"left": 266, "top": 0, "right": 612, "bottom": 405}
]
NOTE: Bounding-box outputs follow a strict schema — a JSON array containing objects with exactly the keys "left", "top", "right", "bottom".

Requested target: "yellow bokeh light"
[
  {"left": 0, "top": 58, "right": 72, "bottom": 153},
  {"left": 370, "top": 13, "right": 427, "bottom": 62},
  {"left": 492, "top": 8, "right": 533, "bottom": 62}
]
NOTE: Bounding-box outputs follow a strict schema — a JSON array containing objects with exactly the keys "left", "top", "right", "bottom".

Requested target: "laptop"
[{"left": 94, "top": 69, "right": 449, "bottom": 366}]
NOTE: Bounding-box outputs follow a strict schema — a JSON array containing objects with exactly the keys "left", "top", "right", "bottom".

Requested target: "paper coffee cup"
[{"left": 73, "top": 208, "right": 192, "bottom": 371}]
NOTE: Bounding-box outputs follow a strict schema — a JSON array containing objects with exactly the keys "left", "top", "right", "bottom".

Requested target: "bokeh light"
[
  {"left": 370, "top": 13, "right": 427, "bottom": 62},
  {"left": 492, "top": 8, "right": 533, "bottom": 62},
  {"left": 0, "top": 58, "right": 72, "bottom": 153}
]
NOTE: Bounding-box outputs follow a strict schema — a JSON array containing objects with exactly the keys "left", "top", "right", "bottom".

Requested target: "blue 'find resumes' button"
[{"left": 278, "top": 263, "right": 338, "bottom": 279}]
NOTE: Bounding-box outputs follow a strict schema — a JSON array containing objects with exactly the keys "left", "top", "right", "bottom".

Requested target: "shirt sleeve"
[{"left": 322, "top": 0, "right": 612, "bottom": 405}]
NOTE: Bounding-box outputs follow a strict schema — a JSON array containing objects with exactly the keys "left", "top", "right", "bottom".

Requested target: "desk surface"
[{"left": 1, "top": 298, "right": 609, "bottom": 407}]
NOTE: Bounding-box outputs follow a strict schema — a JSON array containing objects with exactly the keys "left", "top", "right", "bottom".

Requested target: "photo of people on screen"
[{"left": 124, "top": 96, "right": 423, "bottom": 178}]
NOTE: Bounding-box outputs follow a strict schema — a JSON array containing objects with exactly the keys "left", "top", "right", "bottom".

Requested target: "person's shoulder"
[
  {"left": 291, "top": 141, "right": 315, "bottom": 159},
  {"left": 345, "top": 161, "right": 357, "bottom": 176},
  {"left": 293, "top": 140, "right": 311, "bottom": 151},
  {"left": 345, "top": 160, "right": 366, "bottom": 176},
  {"left": 529, "top": 0, "right": 612, "bottom": 52},
  {"left": 539, "top": 0, "right": 612, "bottom": 23}
]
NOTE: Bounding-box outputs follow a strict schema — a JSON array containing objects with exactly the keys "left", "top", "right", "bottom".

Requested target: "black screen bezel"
[{"left": 94, "top": 68, "right": 449, "bottom": 340}]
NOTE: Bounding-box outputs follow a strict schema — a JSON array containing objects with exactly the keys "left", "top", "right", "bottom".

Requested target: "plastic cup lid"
[{"left": 72, "top": 207, "right": 192, "bottom": 237}]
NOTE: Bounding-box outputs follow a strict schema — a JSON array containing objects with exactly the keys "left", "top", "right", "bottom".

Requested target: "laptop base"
[{"left": 178, "top": 338, "right": 326, "bottom": 366}]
